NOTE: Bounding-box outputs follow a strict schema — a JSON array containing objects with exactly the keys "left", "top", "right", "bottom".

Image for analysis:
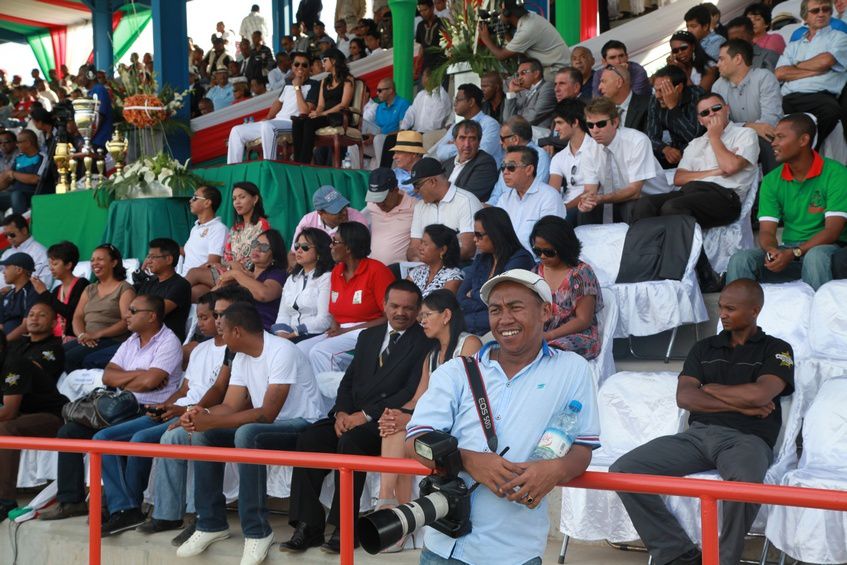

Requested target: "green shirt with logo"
[{"left": 758, "top": 155, "right": 847, "bottom": 244}]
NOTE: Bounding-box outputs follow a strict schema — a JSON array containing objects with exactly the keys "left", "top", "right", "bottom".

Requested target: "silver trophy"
[{"left": 72, "top": 94, "right": 101, "bottom": 155}]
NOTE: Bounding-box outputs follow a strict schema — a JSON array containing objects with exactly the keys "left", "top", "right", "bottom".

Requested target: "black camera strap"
[{"left": 460, "top": 356, "right": 498, "bottom": 453}]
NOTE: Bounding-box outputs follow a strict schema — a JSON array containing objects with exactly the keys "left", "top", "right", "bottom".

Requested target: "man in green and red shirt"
[{"left": 727, "top": 113, "right": 847, "bottom": 290}]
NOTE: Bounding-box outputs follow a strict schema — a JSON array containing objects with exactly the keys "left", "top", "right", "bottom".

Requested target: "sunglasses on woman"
[
  {"left": 531, "top": 247, "right": 558, "bottom": 258},
  {"left": 293, "top": 243, "right": 313, "bottom": 251},
  {"left": 670, "top": 45, "right": 690, "bottom": 54},
  {"left": 251, "top": 241, "right": 272, "bottom": 252}
]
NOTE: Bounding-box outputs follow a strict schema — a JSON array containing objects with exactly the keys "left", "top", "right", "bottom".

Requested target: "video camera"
[{"left": 358, "top": 430, "right": 472, "bottom": 554}]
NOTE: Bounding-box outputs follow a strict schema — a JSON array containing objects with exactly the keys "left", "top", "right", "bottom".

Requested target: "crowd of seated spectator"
[{"left": 4, "top": 2, "right": 847, "bottom": 564}]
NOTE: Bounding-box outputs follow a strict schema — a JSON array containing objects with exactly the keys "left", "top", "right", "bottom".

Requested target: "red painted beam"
[
  {"left": 35, "top": 0, "right": 90, "bottom": 13},
  {"left": 0, "top": 13, "right": 62, "bottom": 29}
]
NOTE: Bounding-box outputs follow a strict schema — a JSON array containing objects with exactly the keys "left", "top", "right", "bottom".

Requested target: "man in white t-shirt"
[
  {"left": 182, "top": 186, "right": 227, "bottom": 280},
  {"left": 578, "top": 97, "right": 673, "bottom": 225},
  {"left": 407, "top": 157, "right": 482, "bottom": 261},
  {"left": 548, "top": 99, "right": 597, "bottom": 225},
  {"left": 226, "top": 51, "right": 319, "bottom": 163},
  {"left": 1, "top": 213, "right": 50, "bottom": 286},
  {"left": 632, "top": 93, "right": 759, "bottom": 228},
  {"left": 176, "top": 302, "right": 322, "bottom": 564}
]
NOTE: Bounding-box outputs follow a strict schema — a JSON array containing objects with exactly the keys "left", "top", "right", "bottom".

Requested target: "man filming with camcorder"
[{"left": 361, "top": 269, "right": 599, "bottom": 564}]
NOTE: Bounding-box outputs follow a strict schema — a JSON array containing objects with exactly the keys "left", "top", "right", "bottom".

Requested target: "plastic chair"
[
  {"left": 123, "top": 259, "right": 140, "bottom": 285},
  {"left": 587, "top": 287, "right": 619, "bottom": 387},
  {"left": 765, "top": 376, "right": 847, "bottom": 564},
  {"left": 576, "top": 223, "right": 709, "bottom": 361},
  {"left": 703, "top": 174, "right": 760, "bottom": 274},
  {"left": 72, "top": 260, "right": 92, "bottom": 280},
  {"left": 558, "top": 371, "right": 686, "bottom": 562}
]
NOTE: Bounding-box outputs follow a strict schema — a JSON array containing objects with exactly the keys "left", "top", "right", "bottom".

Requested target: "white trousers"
[
  {"left": 226, "top": 119, "right": 292, "bottom": 164},
  {"left": 297, "top": 325, "right": 364, "bottom": 375}
]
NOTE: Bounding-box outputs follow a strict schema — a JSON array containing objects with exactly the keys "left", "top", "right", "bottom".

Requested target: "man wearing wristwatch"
[
  {"left": 226, "top": 50, "right": 320, "bottom": 163},
  {"left": 727, "top": 113, "right": 847, "bottom": 290}
]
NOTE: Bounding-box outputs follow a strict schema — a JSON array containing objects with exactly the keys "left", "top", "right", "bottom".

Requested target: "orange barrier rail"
[{"left": 2, "top": 437, "right": 847, "bottom": 565}]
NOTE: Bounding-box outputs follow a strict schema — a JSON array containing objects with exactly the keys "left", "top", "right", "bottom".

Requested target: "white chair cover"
[
  {"left": 703, "top": 176, "right": 759, "bottom": 274},
  {"left": 715, "top": 281, "right": 814, "bottom": 361},
  {"left": 576, "top": 223, "right": 709, "bottom": 338},
  {"left": 808, "top": 280, "right": 847, "bottom": 361},
  {"left": 183, "top": 304, "right": 198, "bottom": 346},
  {"left": 560, "top": 371, "right": 686, "bottom": 542},
  {"left": 72, "top": 260, "right": 92, "bottom": 280},
  {"left": 766, "top": 376, "right": 847, "bottom": 564},
  {"left": 123, "top": 259, "right": 140, "bottom": 284},
  {"left": 587, "top": 287, "right": 619, "bottom": 387}
]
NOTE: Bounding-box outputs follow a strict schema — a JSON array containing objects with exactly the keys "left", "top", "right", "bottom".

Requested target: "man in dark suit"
[
  {"left": 441, "top": 120, "right": 499, "bottom": 202},
  {"left": 503, "top": 58, "right": 557, "bottom": 128},
  {"left": 280, "top": 279, "right": 433, "bottom": 554},
  {"left": 598, "top": 64, "right": 649, "bottom": 134}
]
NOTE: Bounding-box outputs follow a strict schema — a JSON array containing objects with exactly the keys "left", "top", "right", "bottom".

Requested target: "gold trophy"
[
  {"left": 72, "top": 96, "right": 100, "bottom": 190},
  {"left": 105, "top": 131, "right": 128, "bottom": 176},
  {"left": 54, "top": 142, "right": 70, "bottom": 194},
  {"left": 96, "top": 148, "right": 106, "bottom": 184},
  {"left": 69, "top": 148, "right": 78, "bottom": 190}
]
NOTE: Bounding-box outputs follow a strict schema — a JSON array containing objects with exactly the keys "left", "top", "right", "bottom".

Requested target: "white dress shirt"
[
  {"left": 267, "top": 67, "right": 291, "bottom": 91},
  {"left": 583, "top": 126, "right": 672, "bottom": 196},
  {"left": 494, "top": 177, "right": 565, "bottom": 251},
  {"left": 400, "top": 86, "right": 453, "bottom": 133},
  {"left": 677, "top": 123, "right": 760, "bottom": 198}
]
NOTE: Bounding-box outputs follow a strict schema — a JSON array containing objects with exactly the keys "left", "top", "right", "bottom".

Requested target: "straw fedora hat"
[{"left": 390, "top": 130, "right": 426, "bottom": 154}]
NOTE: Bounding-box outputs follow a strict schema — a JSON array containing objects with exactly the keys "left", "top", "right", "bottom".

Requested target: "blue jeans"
[
  {"left": 420, "top": 548, "right": 542, "bottom": 565},
  {"left": 193, "top": 419, "right": 309, "bottom": 538},
  {"left": 726, "top": 244, "right": 840, "bottom": 291},
  {"left": 152, "top": 426, "right": 196, "bottom": 521},
  {"left": 94, "top": 415, "right": 175, "bottom": 514}
]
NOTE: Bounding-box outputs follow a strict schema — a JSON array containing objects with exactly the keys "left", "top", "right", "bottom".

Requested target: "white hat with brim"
[{"left": 480, "top": 269, "right": 553, "bottom": 306}]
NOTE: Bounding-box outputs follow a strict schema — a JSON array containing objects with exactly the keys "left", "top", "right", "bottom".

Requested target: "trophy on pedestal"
[
  {"left": 105, "top": 131, "right": 129, "bottom": 176},
  {"left": 53, "top": 142, "right": 70, "bottom": 194},
  {"left": 71, "top": 96, "right": 101, "bottom": 189}
]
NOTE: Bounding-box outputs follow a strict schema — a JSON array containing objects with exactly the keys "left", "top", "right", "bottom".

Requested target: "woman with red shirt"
[
  {"left": 297, "top": 221, "right": 395, "bottom": 376},
  {"left": 186, "top": 181, "right": 270, "bottom": 301}
]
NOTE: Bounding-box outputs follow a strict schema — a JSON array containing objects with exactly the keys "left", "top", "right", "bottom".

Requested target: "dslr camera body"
[{"left": 358, "top": 430, "right": 472, "bottom": 554}]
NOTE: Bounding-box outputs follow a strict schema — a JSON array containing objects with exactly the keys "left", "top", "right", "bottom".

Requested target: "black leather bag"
[{"left": 61, "top": 387, "right": 140, "bottom": 430}]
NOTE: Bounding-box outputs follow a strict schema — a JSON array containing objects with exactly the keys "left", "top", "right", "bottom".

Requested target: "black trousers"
[
  {"left": 56, "top": 421, "right": 98, "bottom": 503},
  {"left": 782, "top": 92, "right": 845, "bottom": 150},
  {"left": 833, "top": 247, "right": 847, "bottom": 280},
  {"left": 630, "top": 181, "right": 742, "bottom": 229},
  {"left": 292, "top": 115, "right": 333, "bottom": 164},
  {"left": 576, "top": 199, "right": 639, "bottom": 226},
  {"left": 379, "top": 132, "right": 398, "bottom": 168},
  {"left": 288, "top": 418, "right": 381, "bottom": 533}
]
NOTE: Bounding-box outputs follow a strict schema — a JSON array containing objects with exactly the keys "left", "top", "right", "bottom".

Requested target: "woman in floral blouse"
[
  {"left": 187, "top": 181, "right": 270, "bottom": 301},
  {"left": 530, "top": 215, "right": 603, "bottom": 360},
  {"left": 406, "top": 224, "right": 463, "bottom": 297}
]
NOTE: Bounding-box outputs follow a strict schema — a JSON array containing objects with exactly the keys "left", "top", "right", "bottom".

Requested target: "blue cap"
[{"left": 312, "top": 185, "right": 350, "bottom": 214}]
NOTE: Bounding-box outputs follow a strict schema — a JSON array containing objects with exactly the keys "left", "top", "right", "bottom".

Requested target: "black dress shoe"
[
  {"left": 136, "top": 518, "right": 184, "bottom": 534},
  {"left": 667, "top": 549, "right": 702, "bottom": 565},
  {"left": 279, "top": 522, "right": 324, "bottom": 553},
  {"left": 320, "top": 527, "right": 359, "bottom": 554}
]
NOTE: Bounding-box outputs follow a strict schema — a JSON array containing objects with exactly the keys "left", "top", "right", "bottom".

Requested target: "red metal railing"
[{"left": 2, "top": 437, "right": 847, "bottom": 565}]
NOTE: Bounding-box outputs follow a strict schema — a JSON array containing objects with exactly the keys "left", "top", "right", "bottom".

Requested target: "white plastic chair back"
[
  {"left": 715, "top": 281, "right": 813, "bottom": 361},
  {"left": 821, "top": 121, "right": 847, "bottom": 163},
  {"left": 588, "top": 287, "right": 619, "bottom": 387},
  {"left": 798, "top": 376, "right": 847, "bottom": 471},
  {"left": 808, "top": 280, "right": 847, "bottom": 361},
  {"left": 703, "top": 172, "right": 759, "bottom": 274},
  {"left": 73, "top": 261, "right": 92, "bottom": 280},
  {"left": 575, "top": 223, "right": 627, "bottom": 286},
  {"left": 123, "top": 259, "right": 140, "bottom": 284}
]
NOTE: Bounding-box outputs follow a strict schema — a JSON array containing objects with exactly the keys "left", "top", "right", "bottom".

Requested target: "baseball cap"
[
  {"left": 480, "top": 269, "right": 553, "bottom": 306},
  {"left": 404, "top": 157, "right": 444, "bottom": 185},
  {"left": 0, "top": 252, "right": 35, "bottom": 272},
  {"left": 312, "top": 185, "right": 350, "bottom": 214},
  {"left": 366, "top": 168, "right": 398, "bottom": 203}
]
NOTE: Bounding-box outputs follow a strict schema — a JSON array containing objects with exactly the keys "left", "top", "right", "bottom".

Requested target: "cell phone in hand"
[
  {"left": 146, "top": 405, "right": 166, "bottom": 416},
  {"left": 766, "top": 252, "right": 775, "bottom": 262}
]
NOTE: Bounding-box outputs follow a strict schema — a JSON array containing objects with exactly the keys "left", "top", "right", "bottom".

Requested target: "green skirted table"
[{"left": 31, "top": 161, "right": 369, "bottom": 260}]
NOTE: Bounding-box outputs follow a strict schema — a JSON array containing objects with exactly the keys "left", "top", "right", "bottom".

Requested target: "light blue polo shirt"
[
  {"left": 777, "top": 25, "right": 847, "bottom": 95},
  {"left": 407, "top": 341, "right": 600, "bottom": 565}
]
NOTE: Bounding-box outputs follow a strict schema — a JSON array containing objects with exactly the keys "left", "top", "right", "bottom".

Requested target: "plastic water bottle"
[
  {"left": 530, "top": 400, "right": 583, "bottom": 460},
  {"left": 341, "top": 155, "right": 352, "bottom": 169}
]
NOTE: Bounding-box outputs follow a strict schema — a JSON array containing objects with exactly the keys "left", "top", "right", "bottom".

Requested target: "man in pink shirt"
[
  {"left": 362, "top": 168, "right": 415, "bottom": 266},
  {"left": 289, "top": 185, "right": 369, "bottom": 256}
]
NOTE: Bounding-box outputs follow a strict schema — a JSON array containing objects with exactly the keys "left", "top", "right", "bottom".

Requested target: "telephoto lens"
[{"left": 358, "top": 489, "right": 451, "bottom": 554}]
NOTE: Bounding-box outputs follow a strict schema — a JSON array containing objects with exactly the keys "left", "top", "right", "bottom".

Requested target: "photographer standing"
[
  {"left": 407, "top": 269, "right": 599, "bottom": 565},
  {"left": 477, "top": 0, "right": 570, "bottom": 82}
]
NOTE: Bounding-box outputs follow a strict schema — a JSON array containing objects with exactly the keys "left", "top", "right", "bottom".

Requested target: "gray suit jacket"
[
  {"left": 752, "top": 45, "right": 779, "bottom": 72},
  {"left": 503, "top": 80, "right": 557, "bottom": 128},
  {"left": 442, "top": 150, "right": 499, "bottom": 202}
]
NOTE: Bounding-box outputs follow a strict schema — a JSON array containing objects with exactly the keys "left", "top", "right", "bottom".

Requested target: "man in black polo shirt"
[
  {"left": 135, "top": 238, "right": 191, "bottom": 342},
  {"left": 611, "top": 279, "right": 794, "bottom": 565},
  {"left": 0, "top": 300, "right": 67, "bottom": 519}
]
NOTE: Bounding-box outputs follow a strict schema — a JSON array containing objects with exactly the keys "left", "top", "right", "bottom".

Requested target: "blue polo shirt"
[
  {"left": 407, "top": 341, "right": 600, "bottom": 565},
  {"left": 375, "top": 95, "right": 411, "bottom": 135},
  {"left": 89, "top": 82, "right": 113, "bottom": 147},
  {"left": 11, "top": 152, "right": 45, "bottom": 193}
]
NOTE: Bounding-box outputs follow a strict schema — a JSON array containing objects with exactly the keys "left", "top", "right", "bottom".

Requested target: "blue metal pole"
[
  {"left": 92, "top": 0, "right": 114, "bottom": 74},
  {"left": 272, "top": 0, "right": 285, "bottom": 53},
  {"left": 152, "top": 0, "right": 190, "bottom": 161}
]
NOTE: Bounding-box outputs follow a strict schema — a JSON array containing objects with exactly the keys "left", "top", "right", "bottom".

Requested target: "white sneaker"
[
  {"left": 176, "top": 529, "right": 231, "bottom": 557},
  {"left": 240, "top": 533, "right": 274, "bottom": 565}
]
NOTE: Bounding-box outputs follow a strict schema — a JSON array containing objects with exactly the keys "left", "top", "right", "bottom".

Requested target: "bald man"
[
  {"left": 365, "top": 77, "right": 411, "bottom": 167},
  {"left": 611, "top": 279, "right": 795, "bottom": 565}
]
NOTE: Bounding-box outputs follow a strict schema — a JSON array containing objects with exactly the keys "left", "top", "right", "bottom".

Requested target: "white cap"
[{"left": 480, "top": 269, "right": 553, "bottom": 306}]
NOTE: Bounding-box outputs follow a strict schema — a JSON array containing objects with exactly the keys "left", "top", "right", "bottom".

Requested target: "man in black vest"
[{"left": 280, "top": 280, "right": 432, "bottom": 554}]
